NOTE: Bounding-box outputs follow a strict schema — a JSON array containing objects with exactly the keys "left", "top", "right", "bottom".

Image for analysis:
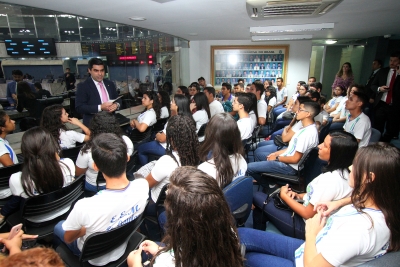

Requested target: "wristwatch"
[{"left": 275, "top": 156, "right": 280, "bottom": 162}]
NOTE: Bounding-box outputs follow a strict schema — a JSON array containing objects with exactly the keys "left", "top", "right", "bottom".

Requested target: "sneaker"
[{"left": 264, "top": 136, "right": 271, "bottom": 141}]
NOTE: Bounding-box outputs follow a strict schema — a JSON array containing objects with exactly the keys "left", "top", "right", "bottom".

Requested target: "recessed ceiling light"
[
  {"left": 250, "top": 23, "right": 334, "bottom": 35},
  {"left": 129, "top": 17, "right": 146, "bottom": 21},
  {"left": 252, "top": 35, "right": 313, "bottom": 41},
  {"left": 188, "top": 33, "right": 198, "bottom": 36},
  {"left": 325, "top": 39, "right": 337, "bottom": 44}
]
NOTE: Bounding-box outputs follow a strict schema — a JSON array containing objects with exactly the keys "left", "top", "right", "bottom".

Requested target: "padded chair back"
[
  {"left": 152, "top": 118, "right": 168, "bottom": 133},
  {"left": 301, "top": 147, "right": 323, "bottom": 186},
  {"left": 0, "top": 163, "right": 23, "bottom": 190},
  {"left": 60, "top": 145, "right": 84, "bottom": 163},
  {"left": 223, "top": 176, "right": 253, "bottom": 226},
  {"left": 79, "top": 212, "right": 144, "bottom": 263},
  {"left": 369, "top": 128, "right": 381, "bottom": 144},
  {"left": 129, "top": 126, "right": 153, "bottom": 144},
  {"left": 21, "top": 175, "right": 85, "bottom": 223},
  {"left": 197, "top": 123, "right": 207, "bottom": 138},
  {"left": 358, "top": 251, "right": 400, "bottom": 266},
  {"left": 319, "top": 119, "right": 332, "bottom": 144}
]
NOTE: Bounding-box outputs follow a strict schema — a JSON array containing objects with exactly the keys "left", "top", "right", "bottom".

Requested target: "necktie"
[
  {"left": 98, "top": 82, "right": 108, "bottom": 103},
  {"left": 386, "top": 69, "right": 396, "bottom": 104}
]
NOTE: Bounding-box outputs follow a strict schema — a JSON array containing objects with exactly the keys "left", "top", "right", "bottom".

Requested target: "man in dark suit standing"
[
  {"left": 64, "top": 68, "right": 76, "bottom": 91},
  {"left": 365, "top": 59, "right": 382, "bottom": 120},
  {"left": 76, "top": 58, "right": 120, "bottom": 127},
  {"left": 164, "top": 60, "right": 172, "bottom": 83},
  {"left": 370, "top": 51, "right": 400, "bottom": 142},
  {"left": 6, "top": 69, "right": 35, "bottom": 106}
]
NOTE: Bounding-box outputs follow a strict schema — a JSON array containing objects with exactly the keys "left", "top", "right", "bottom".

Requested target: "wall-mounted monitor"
[{"left": 4, "top": 38, "right": 57, "bottom": 56}]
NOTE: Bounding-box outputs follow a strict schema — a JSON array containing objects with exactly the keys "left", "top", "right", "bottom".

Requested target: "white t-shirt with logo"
[
  {"left": 137, "top": 108, "right": 157, "bottom": 127},
  {"left": 59, "top": 129, "right": 85, "bottom": 149},
  {"left": 160, "top": 106, "right": 169, "bottom": 119},
  {"left": 62, "top": 179, "right": 149, "bottom": 266},
  {"left": 0, "top": 138, "right": 18, "bottom": 199},
  {"left": 209, "top": 99, "right": 224, "bottom": 118},
  {"left": 237, "top": 117, "right": 253, "bottom": 140},
  {"left": 295, "top": 205, "right": 390, "bottom": 267},
  {"left": 330, "top": 96, "right": 348, "bottom": 117},
  {"left": 343, "top": 112, "right": 371, "bottom": 147},
  {"left": 198, "top": 154, "right": 247, "bottom": 182},
  {"left": 280, "top": 124, "right": 318, "bottom": 170},
  {"left": 76, "top": 136, "right": 133, "bottom": 186}
]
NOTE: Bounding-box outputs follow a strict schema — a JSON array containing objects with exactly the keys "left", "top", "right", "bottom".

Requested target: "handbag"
[{"left": 273, "top": 135, "right": 289, "bottom": 149}]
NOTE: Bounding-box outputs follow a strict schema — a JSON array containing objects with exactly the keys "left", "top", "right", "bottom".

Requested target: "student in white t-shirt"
[
  {"left": 54, "top": 133, "right": 149, "bottom": 266},
  {"left": 324, "top": 85, "right": 346, "bottom": 114},
  {"left": 130, "top": 91, "right": 160, "bottom": 132},
  {"left": 0, "top": 127, "right": 75, "bottom": 225},
  {"left": 76, "top": 112, "right": 133, "bottom": 192},
  {"left": 314, "top": 96, "right": 329, "bottom": 131},
  {"left": 198, "top": 113, "right": 247, "bottom": 188},
  {"left": 239, "top": 142, "right": 400, "bottom": 267},
  {"left": 232, "top": 93, "right": 254, "bottom": 140},
  {"left": 203, "top": 87, "right": 224, "bottom": 118},
  {"left": 127, "top": 167, "right": 243, "bottom": 267},
  {"left": 247, "top": 101, "right": 320, "bottom": 186},
  {"left": 190, "top": 92, "right": 211, "bottom": 142},
  {"left": 247, "top": 92, "right": 258, "bottom": 129},
  {"left": 158, "top": 90, "right": 170, "bottom": 119},
  {"left": 41, "top": 104, "right": 90, "bottom": 149},
  {"left": 343, "top": 90, "right": 371, "bottom": 147},
  {"left": 252, "top": 131, "right": 358, "bottom": 239},
  {"left": 141, "top": 116, "right": 199, "bottom": 238}
]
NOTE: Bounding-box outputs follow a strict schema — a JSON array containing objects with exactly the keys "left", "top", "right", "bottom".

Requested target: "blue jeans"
[
  {"left": 53, "top": 220, "right": 81, "bottom": 256},
  {"left": 158, "top": 211, "right": 167, "bottom": 233},
  {"left": 252, "top": 192, "right": 305, "bottom": 239},
  {"left": 246, "top": 161, "right": 297, "bottom": 187},
  {"left": 272, "top": 118, "right": 291, "bottom": 133},
  {"left": 84, "top": 181, "right": 106, "bottom": 192},
  {"left": 273, "top": 106, "right": 286, "bottom": 119},
  {"left": 238, "top": 228, "right": 303, "bottom": 267},
  {"left": 254, "top": 141, "right": 286, "bottom": 162},
  {"left": 271, "top": 129, "right": 284, "bottom": 140},
  {"left": 137, "top": 141, "right": 166, "bottom": 166}
]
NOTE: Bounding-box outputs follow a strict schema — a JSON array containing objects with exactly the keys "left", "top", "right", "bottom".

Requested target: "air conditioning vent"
[{"left": 246, "top": 0, "right": 343, "bottom": 19}]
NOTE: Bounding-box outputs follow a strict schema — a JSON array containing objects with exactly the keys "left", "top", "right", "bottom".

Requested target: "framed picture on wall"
[{"left": 211, "top": 45, "right": 289, "bottom": 88}]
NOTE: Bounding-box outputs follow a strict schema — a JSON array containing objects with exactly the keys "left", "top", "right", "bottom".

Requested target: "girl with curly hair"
[
  {"left": 40, "top": 104, "right": 90, "bottom": 149},
  {"left": 130, "top": 91, "right": 161, "bottom": 132},
  {"left": 145, "top": 115, "right": 199, "bottom": 203},
  {"left": 75, "top": 111, "right": 133, "bottom": 192},
  {"left": 128, "top": 166, "right": 244, "bottom": 267}
]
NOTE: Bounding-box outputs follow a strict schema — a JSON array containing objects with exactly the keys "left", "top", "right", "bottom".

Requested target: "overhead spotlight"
[{"left": 325, "top": 39, "right": 337, "bottom": 44}]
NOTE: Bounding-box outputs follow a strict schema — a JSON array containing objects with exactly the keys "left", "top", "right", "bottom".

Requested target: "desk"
[{"left": 7, "top": 105, "right": 144, "bottom": 154}]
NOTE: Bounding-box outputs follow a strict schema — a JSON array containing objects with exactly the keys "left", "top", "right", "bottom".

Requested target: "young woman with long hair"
[
  {"left": 130, "top": 91, "right": 161, "bottom": 132},
  {"left": 158, "top": 90, "right": 170, "bottom": 119},
  {"left": 239, "top": 142, "right": 400, "bottom": 266},
  {"left": 0, "top": 111, "right": 18, "bottom": 168},
  {"left": 137, "top": 94, "right": 193, "bottom": 166},
  {"left": 252, "top": 130, "right": 358, "bottom": 239},
  {"left": 76, "top": 111, "right": 133, "bottom": 192},
  {"left": 198, "top": 113, "right": 247, "bottom": 188},
  {"left": 175, "top": 85, "right": 190, "bottom": 100},
  {"left": 0, "top": 127, "right": 75, "bottom": 224},
  {"left": 128, "top": 167, "right": 243, "bottom": 267},
  {"left": 16, "top": 82, "right": 36, "bottom": 117},
  {"left": 247, "top": 92, "right": 259, "bottom": 129},
  {"left": 40, "top": 104, "right": 90, "bottom": 149},
  {"left": 190, "top": 92, "right": 210, "bottom": 141},
  {"left": 331, "top": 62, "right": 354, "bottom": 91},
  {"left": 324, "top": 85, "right": 346, "bottom": 114}
]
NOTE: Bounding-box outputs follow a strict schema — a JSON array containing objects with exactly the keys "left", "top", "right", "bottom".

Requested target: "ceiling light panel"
[
  {"left": 252, "top": 35, "right": 313, "bottom": 41},
  {"left": 250, "top": 23, "right": 334, "bottom": 35}
]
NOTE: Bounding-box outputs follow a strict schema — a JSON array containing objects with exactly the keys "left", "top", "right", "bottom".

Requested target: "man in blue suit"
[
  {"left": 6, "top": 69, "right": 35, "bottom": 106},
  {"left": 76, "top": 58, "right": 121, "bottom": 127}
]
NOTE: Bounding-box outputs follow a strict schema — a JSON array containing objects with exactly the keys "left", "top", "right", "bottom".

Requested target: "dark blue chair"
[
  {"left": 223, "top": 176, "right": 253, "bottom": 226},
  {"left": 359, "top": 251, "right": 400, "bottom": 266},
  {"left": 369, "top": 128, "right": 381, "bottom": 144}
]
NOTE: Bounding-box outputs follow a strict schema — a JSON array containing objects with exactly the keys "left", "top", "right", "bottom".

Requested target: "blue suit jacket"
[
  {"left": 75, "top": 77, "right": 120, "bottom": 127},
  {"left": 6, "top": 81, "right": 35, "bottom": 105}
]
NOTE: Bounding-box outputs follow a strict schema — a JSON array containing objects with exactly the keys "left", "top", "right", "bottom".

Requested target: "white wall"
[{"left": 189, "top": 40, "right": 312, "bottom": 97}]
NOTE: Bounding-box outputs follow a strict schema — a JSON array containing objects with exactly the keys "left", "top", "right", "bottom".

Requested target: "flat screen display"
[{"left": 4, "top": 38, "right": 57, "bottom": 56}]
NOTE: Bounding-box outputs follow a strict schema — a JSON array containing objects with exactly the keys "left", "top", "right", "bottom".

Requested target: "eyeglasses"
[{"left": 297, "top": 109, "right": 310, "bottom": 113}]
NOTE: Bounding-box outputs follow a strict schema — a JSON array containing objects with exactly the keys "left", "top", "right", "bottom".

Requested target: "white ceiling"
[{"left": 3, "top": 0, "right": 400, "bottom": 41}]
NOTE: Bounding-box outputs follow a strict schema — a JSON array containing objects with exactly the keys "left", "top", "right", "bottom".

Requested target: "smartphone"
[{"left": 2, "top": 223, "right": 23, "bottom": 252}]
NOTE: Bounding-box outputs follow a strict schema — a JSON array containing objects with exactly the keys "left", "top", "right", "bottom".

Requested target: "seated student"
[
  {"left": 220, "top": 83, "right": 236, "bottom": 116},
  {"left": 328, "top": 85, "right": 351, "bottom": 119},
  {"left": 41, "top": 104, "right": 90, "bottom": 149},
  {"left": 252, "top": 131, "right": 358, "bottom": 239},
  {"left": 198, "top": 113, "right": 247, "bottom": 188},
  {"left": 203, "top": 86, "right": 224, "bottom": 117},
  {"left": 0, "top": 127, "right": 75, "bottom": 225},
  {"left": 232, "top": 93, "right": 254, "bottom": 140},
  {"left": 254, "top": 96, "right": 313, "bottom": 160},
  {"left": 324, "top": 85, "right": 346, "bottom": 115},
  {"left": 76, "top": 112, "right": 133, "bottom": 192},
  {"left": 175, "top": 85, "right": 190, "bottom": 100},
  {"left": 137, "top": 95, "right": 194, "bottom": 166},
  {"left": 158, "top": 90, "right": 170, "bottom": 119},
  {"left": 130, "top": 91, "right": 161, "bottom": 132},
  {"left": 239, "top": 142, "right": 400, "bottom": 267},
  {"left": 277, "top": 83, "right": 308, "bottom": 122},
  {"left": 314, "top": 96, "right": 329, "bottom": 131},
  {"left": 190, "top": 92, "right": 211, "bottom": 142},
  {"left": 247, "top": 101, "right": 320, "bottom": 187},
  {"left": 0, "top": 111, "right": 18, "bottom": 169},
  {"left": 0, "top": 247, "right": 64, "bottom": 267},
  {"left": 34, "top": 82, "right": 51, "bottom": 99},
  {"left": 127, "top": 167, "right": 243, "bottom": 267},
  {"left": 247, "top": 92, "right": 259, "bottom": 129},
  {"left": 0, "top": 230, "right": 39, "bottom": 259},
  {"left": 343, "top": 90, "right": 371, "bottom": 147},
  {"left": 54, "top": 133, "right": 149, "bottom": 266},
  {"left": 259, "top": 86, "right": 277, "bottom": 137},
  {"left": 248, "top": 81, "right": 267, "bottom": 127},
  {"left": 285, "top": 81, "right": 306, "bottom": 113}
]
